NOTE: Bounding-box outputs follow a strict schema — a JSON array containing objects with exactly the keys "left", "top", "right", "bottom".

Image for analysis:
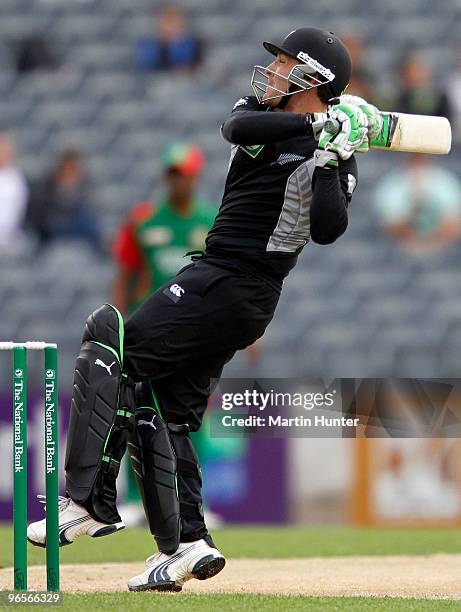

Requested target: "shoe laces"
[
  {"left": 37, "top": 495, "right": 70, "bottom": 513},
  {"left": 145, "top": 552, "right": 163, "bottom": 567},
  {"left": 144, "top": 543, "right": 198, "bottom": 567}
]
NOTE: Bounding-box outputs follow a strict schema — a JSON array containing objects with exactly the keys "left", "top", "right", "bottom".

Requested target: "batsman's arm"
[
  {"left": 310, "top": 156, "right": 358, "bottom": 244},
  {"left": 221, "top": 95, "right": 314, "bottom": 145}
]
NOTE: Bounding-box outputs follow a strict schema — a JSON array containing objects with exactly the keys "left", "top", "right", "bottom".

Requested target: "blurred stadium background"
[{"left": 1, "top": 0, "right": 461, "bottom": 529}]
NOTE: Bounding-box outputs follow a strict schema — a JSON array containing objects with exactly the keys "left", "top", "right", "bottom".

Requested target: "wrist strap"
[
  {"left": 308, "top": 112, "right": 329, "bottom": 140},
  {"left": 314, "top": 149, "right": 338, "bottom": 168}
]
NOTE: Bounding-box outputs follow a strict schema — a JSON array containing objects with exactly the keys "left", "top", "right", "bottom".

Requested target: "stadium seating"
[{"left": 0, "top": 0, "right": 459, "bottom": 390}]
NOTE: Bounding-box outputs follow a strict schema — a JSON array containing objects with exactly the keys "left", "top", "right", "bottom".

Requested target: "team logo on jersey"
[
  {"left": 170, "top": 284, "right": 184, "bottom": 297},
  {"left": 240, "top": 144, "right": 265, "bottom": 158},
  {"left": 163, "top": 283, "right": 185, "bottom": 303},
  {"left": 272, "top": 153, "right": 306, "bottom": 166}
]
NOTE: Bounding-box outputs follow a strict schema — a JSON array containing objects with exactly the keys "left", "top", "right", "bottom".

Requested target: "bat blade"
[{"left": 372, "top": 112, "right": 452, "bottom": 154}]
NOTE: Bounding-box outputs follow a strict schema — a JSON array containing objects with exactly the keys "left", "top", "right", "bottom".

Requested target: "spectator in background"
[
  {"left": 0, "top": 132, "right": 29, "bottom": 253},
  {"left": 396, "top": 51, "right": 451, "bottom": 120},
  {"left": 340, "top": 34, "right": 373, "bottom": 101},
  {"left": 135, "top": 5, "right": 203, "bottom": 73},
  {"left": 374, "top": 154, "right": 461, "bottom": 254},
  {"left": 27, "top": 149, "right": 102, "bottom": 252},
  {"left": 112, "top": 142, "right": 213, "bottom": 314}
]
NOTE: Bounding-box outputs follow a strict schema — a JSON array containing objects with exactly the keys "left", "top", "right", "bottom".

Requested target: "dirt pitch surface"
[{"left": 2, "top": 556, "right": 461, "bottom": 599}]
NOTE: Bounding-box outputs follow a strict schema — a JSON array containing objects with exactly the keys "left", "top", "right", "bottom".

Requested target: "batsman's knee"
[
  {"left": 82, "top": 303, "right": 125, "bottom": 361},
  {"left": 65, "top": 303, "right": 135, "bottom": 524}
]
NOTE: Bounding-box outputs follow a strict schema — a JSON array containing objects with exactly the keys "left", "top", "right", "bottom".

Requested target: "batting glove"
[
  {"left": 340, "top": 94, "right": 383, "bottom": 144},
  {"left": 318, "top": 103, "right": 369, "bottom": 160}
]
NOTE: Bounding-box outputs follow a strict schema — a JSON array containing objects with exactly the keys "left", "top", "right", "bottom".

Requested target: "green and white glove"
[
  {"left": 340, "top": 94, "right": 383, "bottom": 145},
  {"left": 316, "top": 103, "right": 369, "bottom": 165},
  {"left": 359, "top": 102, "right": 382, "bottom": 139}
]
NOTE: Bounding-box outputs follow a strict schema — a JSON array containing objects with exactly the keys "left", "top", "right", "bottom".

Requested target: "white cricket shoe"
[
  {"left": 128, "top": 539, "right": 225, "bottom": 592},
  {"left": 27, "top": 495, "right": 125, "bottom": 547}
]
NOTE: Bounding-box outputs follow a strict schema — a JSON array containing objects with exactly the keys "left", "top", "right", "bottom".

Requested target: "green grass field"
[
  {"left": 23, "top": 593, "right": 461, "bottom": 611},
  {"left": 1, "top": 524, "right": 461, "bottom": 611}
]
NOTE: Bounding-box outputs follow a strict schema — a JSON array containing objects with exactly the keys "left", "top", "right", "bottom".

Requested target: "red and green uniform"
[{"left": 114, "top": 198, "right": 216, "bottom": 312}]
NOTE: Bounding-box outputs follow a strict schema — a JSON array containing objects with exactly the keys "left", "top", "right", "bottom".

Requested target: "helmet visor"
[{"left": 251, "top": 61, "right": 335, "bottom": 104}]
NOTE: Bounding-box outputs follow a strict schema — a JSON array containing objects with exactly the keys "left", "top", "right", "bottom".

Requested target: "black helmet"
[{"left": 263, "top": 27, "right": 352, "bottom": 98}]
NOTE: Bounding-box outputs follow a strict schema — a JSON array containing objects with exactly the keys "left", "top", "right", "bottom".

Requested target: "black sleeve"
[
  {"left": 221, "top": 96, "right": 312, "bottom": 145},
  {"left": 309, "top": 155, "right": 358, "bottom": 245}
]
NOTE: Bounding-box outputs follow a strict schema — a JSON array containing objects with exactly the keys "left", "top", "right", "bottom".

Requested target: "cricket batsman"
[{"left": 28, "top": 27, "right": 379, "bottom": 591}]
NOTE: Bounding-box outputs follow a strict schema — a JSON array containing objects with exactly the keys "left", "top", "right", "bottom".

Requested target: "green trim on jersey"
[{"left": 240, "top": 144, "right": 265, "bottom": 158}]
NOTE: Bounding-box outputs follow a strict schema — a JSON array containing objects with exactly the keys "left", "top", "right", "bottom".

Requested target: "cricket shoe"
[
  {"left": 27, "top": 495, "right": 125, "bottom": 547},
  {"left": 127, "top": 539, "right": 225, "bottom": 592}
]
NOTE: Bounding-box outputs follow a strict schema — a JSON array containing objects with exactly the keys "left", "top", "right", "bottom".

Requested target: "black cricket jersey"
[{"left": 205, "top": 96, "right": 358, "bottom": 283}]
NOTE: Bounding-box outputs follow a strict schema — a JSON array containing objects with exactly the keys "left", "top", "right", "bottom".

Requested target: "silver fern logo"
[{"left": 272, "top": 153, "right": 306, "bottom": 166}]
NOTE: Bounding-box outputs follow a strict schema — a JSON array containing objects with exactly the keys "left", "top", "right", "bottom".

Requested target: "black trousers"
[{"left": 123, "top": 257, "right": 280, "bottom": 541}]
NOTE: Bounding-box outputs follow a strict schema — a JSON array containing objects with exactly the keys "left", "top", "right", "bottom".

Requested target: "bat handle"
[
  {"left": 310, "top": 113, "right": 340, "bottom": 140},
  {"left": 323, "top": 118, "right": 341, "bottom": 134}
]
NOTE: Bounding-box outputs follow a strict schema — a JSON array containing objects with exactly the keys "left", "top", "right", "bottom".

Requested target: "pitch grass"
[
  {"left": 1, "top": 524, "right": 461, "bottom": 567},
  {"left": 2, "top": 525, "right": 461, "bottom": 610},
  {"left": 5, "top": 593, "right": 461, "bottom": 611}
]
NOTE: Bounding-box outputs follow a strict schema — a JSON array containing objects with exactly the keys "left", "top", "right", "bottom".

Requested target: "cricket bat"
[{"left": 313, "top": 111, "right": 452, "bottom": 155}]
